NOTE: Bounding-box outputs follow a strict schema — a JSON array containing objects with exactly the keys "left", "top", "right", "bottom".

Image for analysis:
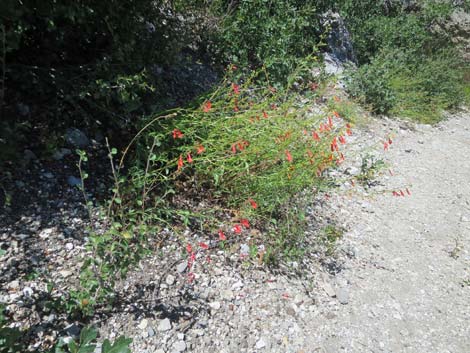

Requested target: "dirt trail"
[
  {"left": 304, "top": 113, "right": 470, "bottom": 352},
  {"left": 99, "top": 113, "right": 470, "bottom": 353}
]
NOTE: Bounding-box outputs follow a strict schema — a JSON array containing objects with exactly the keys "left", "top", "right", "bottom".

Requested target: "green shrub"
[
  {"left": 73, "top": 60, "right": 357, "bottom": 308},
  {"left": 347, "top": 48, "right": 465, "bottom": 122},
  {"left": 209, "top": 0, "right": 324, "bottom": 82}
]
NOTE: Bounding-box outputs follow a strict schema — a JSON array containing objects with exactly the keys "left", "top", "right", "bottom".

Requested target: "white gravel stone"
[
  {"left": 158, "top": 318, "right": 172, "bottom": 332},
  {"left": 172, "top": 340, "right": 186, "bottom": 352}
]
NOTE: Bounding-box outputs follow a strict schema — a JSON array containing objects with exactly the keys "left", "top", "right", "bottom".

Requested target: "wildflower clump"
[{"left": 125, "top": 62, "right": 355, "bottom": 237}]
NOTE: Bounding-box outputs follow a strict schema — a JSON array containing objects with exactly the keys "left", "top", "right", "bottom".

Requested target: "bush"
[
  {"left": 342, "top": 1, "right": 467, "bottom": 121},
  {"left": 74, "top": 61, "right": 357, "bottom": 308},
  {"left": 347, "top": 47, "right": 465, "bottom": 122},
  {"left": 209, "top": 0, "right": 324, "bottom": 82},
  {"left": 0, "top": 0, "right": 205, "bottom": 148}
]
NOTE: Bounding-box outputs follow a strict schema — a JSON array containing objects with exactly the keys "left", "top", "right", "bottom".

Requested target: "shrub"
[
  {"left": 347, "top": 48, "right": 465, "bottom": 122},
  {"left": 209, "top": 0, "right": 324, "bottom": 82},
  {"left": 74, "top": 60, "right": 357, "bottom": 309}
]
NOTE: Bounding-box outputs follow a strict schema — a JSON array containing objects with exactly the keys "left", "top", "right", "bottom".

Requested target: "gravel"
[{"left": 3, "top": 101, "right": 470, "bottom": 353}]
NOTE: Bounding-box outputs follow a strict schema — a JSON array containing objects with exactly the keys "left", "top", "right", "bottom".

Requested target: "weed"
[
  {"left": 53, "top": 326, "right": 132, "bottom": 353},
  {"left": 320, "top": 224, "right": 344, "bottom": 256},
  {"left": 357, "top": 154, "right": 385, "bottom": 188}
]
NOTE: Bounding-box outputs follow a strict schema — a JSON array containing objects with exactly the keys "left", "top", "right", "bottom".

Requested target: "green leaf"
[
  {"left": 80, "top": 326, "right": 97, "bottom": 346},
  {"left": 77, "top": 345, "right": 96, "bottom": 353},
  {"left": 101, "top": 336, "right": 132, "bottom": 353},
  {"left": 67, "top": 339, "right": 79, "bottom": 353}
]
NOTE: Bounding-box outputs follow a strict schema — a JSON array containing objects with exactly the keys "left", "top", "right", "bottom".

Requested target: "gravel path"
[{"left": 303, "top": 112, "right": 470, "bottom": 352}]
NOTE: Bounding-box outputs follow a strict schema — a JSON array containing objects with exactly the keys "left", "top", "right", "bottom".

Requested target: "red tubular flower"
[
  {"left": 187, "top": 153, "right": 193, "bottom": 163},
  {"left": 346, "top": 128, "right": 352, "bottom": 136},
  {"left": 240, "top": 219, "right": 250, "bottom": 228},
  {"left": 177, "top": 155, "right": 184, "bottom": 170},
  {"left": 406, "top": 188, "right": 411, "bottom": 195},
  {"left": 388, "top": 137, "right": 393, "bottom": 145},
  {"left": 218, "top": 229, "right": 226, "bottom": 241},
  {"left": 233, "top": 224, "right": 242, "bottom": 234},
  {"left": 186, "top": 243, "right": 193, "bottom": 254},
  {"left": 339, "top": 135, "right": 346, "bottom": 144},
  {"left": 172, "top": 129, "right": 184, "bottom": 139},
  {"left": 199, "top": 242, "right": 209, "bottom": 250},
  {"left": 328, "top": 116, "right": 333, "bottom": 128},
  {"left": 203, "top": 101, "right": 212, "bottom": 113},
  {"left": 232, "top": 83, "right": 240, "bottom": 94},
  {"left": 233, "top": 105, "right": 239, "bottom": 112},
  {"left": 313, "top": 131, "right": 320, "bottom": 141},
  {"left": 231, "top": 144, "right": 237, "bottom": 154},
  {"left": 187, "top": 253, "right": 195, "bottom": 270},
  {"left": 400, "top": 190, "right": 405, "bottom": 197},
  {"left": 248, "top": 198, "right": 258, "bottom": 209},
  {"left": 285, "top": 150, "right": 293, "bottom": 162},
  {"left": 330, "top": 137, "right": 338, "bottom": 152},
  {"left": 263, "top": 111, "right": 268, "bottom": 119},
  {"left": 196, "top": 144, "right": 205, "bottom": 154},
  {"left": 351, "top": 180, "right": 355, "bottom": 187},
  {"left": 333, "top": 111, "right": 340, "bottom": 118},
  {"left": 392, "top": 191, "right": 399, "bottom": 196},
  {"left": 187, "top": 272, "right": 195, "bottom": 283},
  {"left": 336, "top": 153, "right": 345, "bottom": 165},
  {"left": 383, "top": 141, "right": 389, "bottom": 151}
]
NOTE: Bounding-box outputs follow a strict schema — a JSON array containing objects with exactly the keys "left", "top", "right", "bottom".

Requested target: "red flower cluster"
[
  {"left": 331, "top": 137, "right": 339, "bottom": 152},
  {"left": 218, "top": 229, "right": 226, "bottom": 241},
  {"left": 176, "top": 144, "right": 206, "bottom": 170},
  {"left": 231, "top": 140, "right": 249, "bottom": 154},
  {"left": 392, "top": 188, "right": 411, "bottom": 197},
  {"left": 172, "top": 129, "right": 184, "bottom": 139},
  {"left": 232, "top": 83, "right": 240, "bottom": 95}
]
